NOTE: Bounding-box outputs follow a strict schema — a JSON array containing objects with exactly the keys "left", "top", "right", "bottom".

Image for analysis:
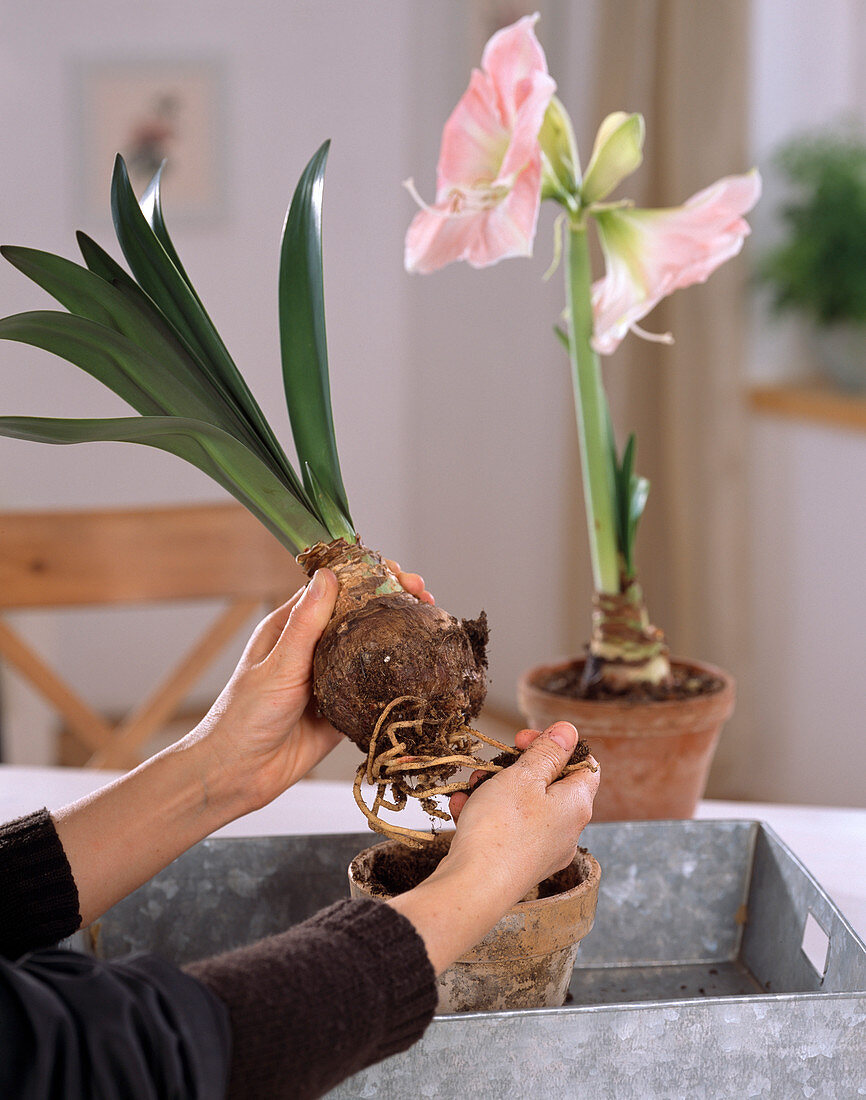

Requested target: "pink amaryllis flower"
[
  {"left": 590, "top": 170, "right": 763, "bottom": 354},
  {"left": 404, "top": 13, "right": 556, "bottom": 274}
]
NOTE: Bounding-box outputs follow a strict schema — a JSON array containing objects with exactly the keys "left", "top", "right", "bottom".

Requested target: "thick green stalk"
[{"left": 565, "top": 223, "right": 620, "bottom": 594}]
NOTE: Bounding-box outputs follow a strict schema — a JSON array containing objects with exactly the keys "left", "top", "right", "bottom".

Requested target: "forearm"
[
  {"left": 384, "top": 852, "right": 522, "bottom": 975},
  {"left": 51, "top": 734, "right": 255, "bottom": 927},
  {"left": 186, "top": 897, "right": 436, "bottom": 1099}
]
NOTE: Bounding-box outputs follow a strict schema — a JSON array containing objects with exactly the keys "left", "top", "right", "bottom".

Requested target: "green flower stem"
[{"left": 565, "top": 223, "right": 620, "bottom": 595}]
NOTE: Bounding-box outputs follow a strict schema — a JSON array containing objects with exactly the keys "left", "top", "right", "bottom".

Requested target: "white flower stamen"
[
  {"left": 403, "top": 178, "right": 432, "bottom": 211},
  {"left": 630, "top": 322, "right": 674, "bottom": 345}
]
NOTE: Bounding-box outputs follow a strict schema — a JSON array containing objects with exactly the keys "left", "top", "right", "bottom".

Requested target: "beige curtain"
[{"left": 586, "top": 0, "right": 753, "bottom": 796}]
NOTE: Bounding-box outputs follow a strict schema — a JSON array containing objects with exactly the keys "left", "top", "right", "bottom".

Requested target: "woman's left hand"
[
  {"left": 191, "top": 560, "right": 434, "bottom": 815},
  {"left": 54, "top": 561, "right": 433, "bottom": 925},
  {"left": 189, "top": 568, "right": 341, "bottom": 814}
]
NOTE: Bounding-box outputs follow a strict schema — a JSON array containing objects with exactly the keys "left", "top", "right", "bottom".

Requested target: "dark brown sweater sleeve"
[
  {"left": 186, "top": 895, "right": 438, "bottom": 1099},
  {"left": 0, "top": 808, "right": 80, "bottom": 959}
]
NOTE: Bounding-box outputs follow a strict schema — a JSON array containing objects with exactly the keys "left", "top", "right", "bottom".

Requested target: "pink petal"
[
  {"left": 405, "top": 156, "right": 542, "bottom": 274},
  {"left": 591, "top": 170, "right": 762, "bottom": 354},
  {"left": 465, "top": 158, "right": 543, "bottom": 265},
  {"left": 498, "top": 69, "right": 557, "bottom": 183},
  {"left": 436, "top": 18, "right": 554, "bottom": 196},
  {"left": 405, "top": 12, "right": 554, "bottom": 274},
  {"left": 436, "top": 69, "right": 510, "bottom": 196},
  {"left": 481, "top": 13, "right": 550, "bottom": 126}
]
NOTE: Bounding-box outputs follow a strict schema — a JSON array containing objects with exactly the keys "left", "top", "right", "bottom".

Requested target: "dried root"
[{"left": 351, "top": 696, "right": 599, "bottom": 849}]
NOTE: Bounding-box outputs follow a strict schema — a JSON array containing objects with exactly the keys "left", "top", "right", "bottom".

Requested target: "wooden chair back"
[{"left": 0, "top": 503, "right": 305, "bottom": 769}]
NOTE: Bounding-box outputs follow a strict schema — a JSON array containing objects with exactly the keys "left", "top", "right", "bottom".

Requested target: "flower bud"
[
  {"left": 539, "top": 95, "right": 580, "bottom": 201},
  {"left": 581, "top": 112, "right": 645, "bottom": 205}
]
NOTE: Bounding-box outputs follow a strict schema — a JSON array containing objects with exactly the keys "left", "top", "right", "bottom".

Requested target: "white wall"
[
  {"left": 745, "top": 0, "right": 866, "bottom": 806},
  {"left": 747, "top": 419, "right": 866, "bottom": 806}
]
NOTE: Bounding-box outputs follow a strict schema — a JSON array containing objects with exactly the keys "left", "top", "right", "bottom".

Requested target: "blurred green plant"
[{"left": 758, "top": 131, "right": 866, "bottom": 326}]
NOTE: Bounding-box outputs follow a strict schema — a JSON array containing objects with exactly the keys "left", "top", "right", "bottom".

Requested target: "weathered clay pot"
[
  {"left": 517, "top": 657, "right": 735, "bottom": 822},
  {"left": 348, "top": 833, "right": 601, "bottom": 1014}
]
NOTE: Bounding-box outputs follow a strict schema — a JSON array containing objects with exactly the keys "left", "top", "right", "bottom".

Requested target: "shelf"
[{"left": 748, "top": 381, "right": 866, "bottom": 433}]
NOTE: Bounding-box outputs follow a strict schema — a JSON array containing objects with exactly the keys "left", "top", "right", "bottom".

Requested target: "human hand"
[
  {"left": 186, "top": 568, "right": 341, "bottom": 816},
  {"left": 187, "top": 561, "right": 434, "bottom": 818},
  {"left": 384, "top": 721, "right": 598, "bottom": 973},
  {"left": 52, "top": 562, "right": 431, "bottom": 925},
  {"left": 53, "top": 571, "right": 338, "bottom": 925},
  {"left": 443, "top": 722, "right": 600, "bottom": 909},
  {"left": 384, "top": 558, "right": 435, "bottom": 604}
]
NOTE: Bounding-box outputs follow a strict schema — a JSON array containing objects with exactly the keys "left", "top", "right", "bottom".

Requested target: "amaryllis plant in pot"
[{"left": 404, "top": 13, "right": 761, "bottom": 820}]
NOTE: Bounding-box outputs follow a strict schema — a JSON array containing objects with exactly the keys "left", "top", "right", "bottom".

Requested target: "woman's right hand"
[
  {"left": 384, "top": 721, "right": 599, "bottom": 974},
  {"left": 445, "top": 721, "right": 599, "bottom": 910}
]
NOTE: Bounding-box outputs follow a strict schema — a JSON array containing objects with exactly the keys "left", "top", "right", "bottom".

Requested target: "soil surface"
[
  {"left": 540, "top": 658, "right": 725, "bottom": 702},
  {"left": 356, "top": 834, "right": 588, "bottom": 899}
]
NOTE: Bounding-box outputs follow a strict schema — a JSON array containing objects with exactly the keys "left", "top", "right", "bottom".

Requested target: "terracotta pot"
[
  {"left": 517, "top": 657, "right": 735, "bottom": 822},
  {"left": 348, "top": 833, "right": 601, "bottom": 1014}
]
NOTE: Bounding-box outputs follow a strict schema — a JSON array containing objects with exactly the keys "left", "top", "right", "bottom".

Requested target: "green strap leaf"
[
  {"left": 77, "top": 233, "right": 267, "bottom": 443},
  {"left": 77, "top": 231, "right": 316, "bottom": 509},
  {"left": 0, "top": 150, "right": 359, "bottom": 549},
  {"left": 279, "top": 141, "right": 352, "bottom": 522},
  {"left": 0, "top": 309, "right": 265, "bottom": 442},
  {"left": 0, "top": 414, "right": 329, "bottom": 554},
  {"left": 609, "top": 431, "right": 650, "bottom": 578},
  {"left": 304, "top": 462, "right": 354, "bottom": 543},
  {"left": 110, "top": 154, "right": 298, "bottom": 488},
  {"left": 0, "top": 311, "right": 163, "bottom": 416},
  {"left": 620, "top": 433, "right": 636, "bottom": 507},
  {"left": 554, "top": 324, "right": 570, "bottom": 350},
  {"left": 3, "top": 244, "right": 311, "bottom": 500},
  {"left": 77, "top": 230, "right": 156, "bottom": 298},
  {"left": 1, "top": 250, "right": 238, "bottom": 422},
  {"left": 2, "top": 245, "right": 118, "bottom": 331},
  {"left": 139, "top": 163, "right": 205, "bottom": 307}
]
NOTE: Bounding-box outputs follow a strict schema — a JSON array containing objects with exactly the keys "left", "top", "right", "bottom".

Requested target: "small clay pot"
[
  {"left": 517, "top": 657, "right": 735, "bottom": 821},
  {"left": 348, "top": 833, "right": 601, "bottom": 1014}
]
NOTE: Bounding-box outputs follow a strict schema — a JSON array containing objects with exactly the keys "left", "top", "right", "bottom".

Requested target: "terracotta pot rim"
[
  {"left": 513, "top": 848, "right": 600, "bottom": 912},
  {"left": 520, "top": 655, "right": 735, "bottom": 710},
  {"left": 349, "top": 836, "right": 601, "bottom": 912}
]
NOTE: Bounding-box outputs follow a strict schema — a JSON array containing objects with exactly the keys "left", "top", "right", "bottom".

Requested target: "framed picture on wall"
[{"left": 75, "top": 57, "right": 226, "bottom": 223}]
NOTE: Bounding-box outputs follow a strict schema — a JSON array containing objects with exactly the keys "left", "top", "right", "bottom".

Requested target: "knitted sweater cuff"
[
  {"left": 186, "top": 895, "right": 437, "bottom": 1099},
  {"left": 0, "top": 808, "right": 81, "bottom": 959},
  {"left": 309, "top": 896, "right": 437, "bottom": 1058}
]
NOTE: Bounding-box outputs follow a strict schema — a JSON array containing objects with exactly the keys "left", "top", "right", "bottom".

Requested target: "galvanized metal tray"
[{"left": 83, "top": 821, "right": 866, "bottom": 1098}]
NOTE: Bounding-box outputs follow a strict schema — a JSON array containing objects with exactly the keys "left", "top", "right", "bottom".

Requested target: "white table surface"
[{"left": 1, "top": 764, "right": 864, "bottom": 941}]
